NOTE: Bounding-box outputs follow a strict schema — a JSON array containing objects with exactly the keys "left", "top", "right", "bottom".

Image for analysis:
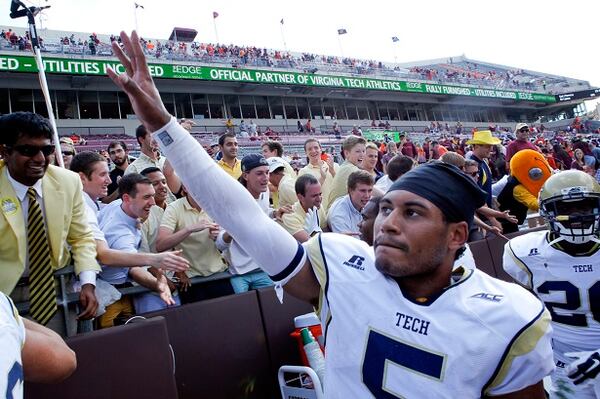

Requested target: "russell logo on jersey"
[
  {"left": 528, "top": 248, "right": 540, "bottom": 256},
  {"left": 343, "top": 255, "right": 365, "bottom": 271}
]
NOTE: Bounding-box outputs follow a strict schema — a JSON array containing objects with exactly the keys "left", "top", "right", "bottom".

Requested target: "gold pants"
[{"left": 97, "top": 296, "right": 134, "bottom": 329}]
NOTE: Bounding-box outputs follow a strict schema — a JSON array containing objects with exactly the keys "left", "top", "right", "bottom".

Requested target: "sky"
[{"left": 2, "top": 0, "right": 599, "bottom": 111}]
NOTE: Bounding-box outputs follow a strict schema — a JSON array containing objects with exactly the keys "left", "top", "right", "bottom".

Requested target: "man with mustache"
[
  {"left": 103, "top": 140, "right": 132, "bottom": 204},
  {"left": 108, "top": 31, "right": 554, "bottom": 398},
  {"left": 125, "top": 125, "right": 162, "bottom": 175}
]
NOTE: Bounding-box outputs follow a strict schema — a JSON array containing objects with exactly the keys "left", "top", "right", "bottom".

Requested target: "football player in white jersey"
[
  {"left": 0, "top": 293, "right": 77, "bottom": 399},
  {"left": 503, "top": 170, "right": 600, "bottom": 398},
  {"left": 0, "top": 293, "right": 25, "bottom": 399},
  {"left": 108, "top": 30, "right": 554, "bottom": 398}
]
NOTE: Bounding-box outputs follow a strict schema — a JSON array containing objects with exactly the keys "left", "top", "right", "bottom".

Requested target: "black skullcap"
[
  {"left": 241, "top": 153, "right": 268, "bottom": 172},
  {"left": 388, "top": 161, "right": 486, "bottom": 226}
]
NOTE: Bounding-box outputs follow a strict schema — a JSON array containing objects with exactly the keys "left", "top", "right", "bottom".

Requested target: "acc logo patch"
[
  {"left": 470, "top": 292, "right": 504, "bottom": 302},
  {"left": 1, "top": 197, "right": 19, "bottom": 215}
]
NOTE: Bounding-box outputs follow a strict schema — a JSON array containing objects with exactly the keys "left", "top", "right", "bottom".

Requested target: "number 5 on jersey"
[{"left": 361, "top": 329, "right": 446, "bottom": 398}]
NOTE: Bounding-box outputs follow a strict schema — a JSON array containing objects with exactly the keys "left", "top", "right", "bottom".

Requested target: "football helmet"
[{"left": 539, "top": 170, "right": 600, "bottom": 244}]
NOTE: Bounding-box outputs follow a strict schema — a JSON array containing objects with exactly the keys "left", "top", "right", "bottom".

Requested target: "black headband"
[{"left": 388, "top": 162, "right": 487, "bottom": 226}]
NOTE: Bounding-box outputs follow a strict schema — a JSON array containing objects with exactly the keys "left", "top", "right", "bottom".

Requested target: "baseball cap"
[
  {"left": 515, "top": 123, "right": 529, "bottom": 132},
  {"left": 241, "top": 154, "right": 268, "bottom": 172},
  {"left": 266, "top": 157, "right": 286, "bottom": 173}
]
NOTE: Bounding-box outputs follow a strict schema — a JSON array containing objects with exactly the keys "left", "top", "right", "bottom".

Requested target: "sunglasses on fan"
[{"left": 8, "top": 144, "right": 55, "bottom": 157}]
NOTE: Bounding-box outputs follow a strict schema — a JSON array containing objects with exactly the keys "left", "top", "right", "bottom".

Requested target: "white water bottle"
[{"left": 301, "top": 327, "right": 325, "bottom": 387}]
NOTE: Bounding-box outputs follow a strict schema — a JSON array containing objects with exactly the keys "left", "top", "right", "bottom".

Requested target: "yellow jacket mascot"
[{"left": 497, "top": 149, "right": 553, "bottom": 233}]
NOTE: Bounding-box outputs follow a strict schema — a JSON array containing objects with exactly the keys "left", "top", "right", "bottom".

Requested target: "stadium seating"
[
  {"left": 25, "top": 317, "right": 178, "bottom": 399},
  {"left": 141, "top": 289, "right": 312, "bottom": 399},
  {"left": 1, "top": 25, "right": 590, "bottom": 95}
]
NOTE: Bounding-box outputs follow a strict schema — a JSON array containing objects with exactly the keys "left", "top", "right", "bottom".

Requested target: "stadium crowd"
[
  {"left": 0, "top": 26, "right": 582, "bottom": 94},
  {"left": 2, "top": 29, "right": 600, "bottom": 398},
  {"left": 3, "top": 108, "right": 600, "bottom": 331}
]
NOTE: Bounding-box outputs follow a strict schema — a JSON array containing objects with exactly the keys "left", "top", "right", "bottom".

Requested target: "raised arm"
[{"left": 107, "top": 31, "right": 319, "bottom": 303}]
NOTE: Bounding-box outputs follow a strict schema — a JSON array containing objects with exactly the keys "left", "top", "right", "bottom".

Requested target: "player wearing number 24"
[
  {"left": 108, "top": 30, "right": 554, "bottom": 398},
  {"left": 504, "top": 170, "right": 600, "bottom": 399}
]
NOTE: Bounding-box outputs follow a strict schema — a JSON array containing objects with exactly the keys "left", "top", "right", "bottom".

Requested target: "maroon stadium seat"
[
  {"left": 256, "top": 287, "right": 314, "bottom": 375},
  {"left": 486, "top": 226, "right": 548, "bottom": 283},
  {"left": 468, "top": 239, "right": 498, "bottom": 278},
  {"left": 143, "top": 291, "right": 273, "bottom": 399},
  {"left": 25, "top": 317, "right": 177, "bottom": 399}
]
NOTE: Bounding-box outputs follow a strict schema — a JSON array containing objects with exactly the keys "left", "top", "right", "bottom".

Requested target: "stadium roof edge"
[
  {"left": 0, "top": 25, "right": 591, "bottom": 87},
  {"left": 397, "top": 53, "right": 589, "bottom": 86},
  {"left": 460, "top": 56, "right": 590, "bottom": 85},
  {"left": 396, "top": 55, "right": 467, "bottom": 69}
]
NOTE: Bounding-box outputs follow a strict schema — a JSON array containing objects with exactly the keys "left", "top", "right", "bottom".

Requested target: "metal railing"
[{"left": 14, "top": 265, "right": 234, "bottom": 337}]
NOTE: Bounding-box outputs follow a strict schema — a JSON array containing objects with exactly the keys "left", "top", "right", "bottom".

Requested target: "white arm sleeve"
[
  {"left": 215, "top": 230, "right": 230, "bottom": 252},
  {"left": 152, "top": 118, "right": 306, "bottom": 284}
]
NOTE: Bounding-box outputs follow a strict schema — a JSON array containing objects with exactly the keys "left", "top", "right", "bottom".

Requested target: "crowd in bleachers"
[
  {"left": 410, "top": 59, "right": 577, "bottom": 92},
  {"left": 4, "top": 106, "right": 600, "bottom": 338},
  {"left": 0, "top": 26, "right": 589, "bottom": 94},
  {"left": 1, "top": 27, "right": 35, "bottom": 50}
]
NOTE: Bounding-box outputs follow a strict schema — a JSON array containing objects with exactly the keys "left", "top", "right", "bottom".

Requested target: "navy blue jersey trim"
[
  {"left": 481, "top": 298, "right": 546, "bottom": 396},
  {"left": 508, "top": 240, "right": 534, "bottom": 286},
  {"left": 396, "top": 268, "right": 474, "bottom": 306},
  {"left": 318, "top": 233, "right": 333, "bottom": 346},
  {"left": 270, "top": 243, "right": 305, "bottom": 282}
]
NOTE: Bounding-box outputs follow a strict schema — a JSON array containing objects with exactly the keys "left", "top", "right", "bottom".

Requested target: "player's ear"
[{"left": 447, "top": 221, "right": 469, "bottom": 253}]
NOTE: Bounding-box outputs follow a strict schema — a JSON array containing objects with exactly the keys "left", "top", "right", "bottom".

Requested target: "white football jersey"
[
  {"left": 0, "top": 293, "right": 25, "bottom": 399},
  {"left": 503, "top": 231, "right": 600, "bottom": 352},
  {"left": 503, "top": 230, "right": 600, "bottom": 398},
  {"left": 305, "top": 233, "right": 554, "bottom": 398}
]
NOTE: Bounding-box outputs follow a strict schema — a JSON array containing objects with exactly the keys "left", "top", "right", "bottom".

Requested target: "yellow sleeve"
[
  {"left": 513, "top": 185, "right": 539, "bottom": 211},
  {"left": 484, "top": 308, "right": 553, "bottom": 396},
  {"left": 69, "top": 179, "right": 101, "bottom": 274},
  {"left": 124, "top": 162, "right": 138, "bottom": 175},
  {"left": 280, "top": 212, "right": 304, "bottom": 236},
  {"left": 298, "top": 167, "right": 309, "bottom": 177},
  {"left": 304, "top": 235, "right": 327, "bottom": 316},
  {"left": 284, "top": 162, "right": 296, "bottom": 178},
  {"left": 327, "top": 163, "right": 357, "bottom": 210},
  {"left": 271, "top": 191, "right": 280, "bottom": 209},
  {"left": 279, "top": 178, "right": 297, "bottom": 208},
  {"left": 160, "top": 202, "right": 178, "bottom": 231}
]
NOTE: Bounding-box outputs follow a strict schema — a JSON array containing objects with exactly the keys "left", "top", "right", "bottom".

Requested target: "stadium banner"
[
  {"left": 555, "top": 88, "right": 600, "bottom": 102},
  {"left": 0, "top": 54, "right": 556, "bottom": 103},
  {"left": 363, "top": 130, "right": 402, "bottom": 142}
]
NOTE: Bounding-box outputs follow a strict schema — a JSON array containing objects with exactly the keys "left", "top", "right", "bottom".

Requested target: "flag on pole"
[
  {"left": 337, "top": 28, "right": 347, "bottom": 35},
  {"left": 213, "top": 11, "right": 219, "bottom": 18},
  {"left": 280, "top": 18, "right": 284, "bottom": 25},
  {"left": 392, "top": 36, "right": 399, "bottom": 42},
  {"left": 135, "top": 2, "right": 144, "bottom": 8}
]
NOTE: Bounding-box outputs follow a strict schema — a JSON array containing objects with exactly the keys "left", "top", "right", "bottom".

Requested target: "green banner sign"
[
  {"left": 363, "top": 130, "right": 402, "bottom": 142},
  {"left": 0, "top": 54, "right": 556, "bottom": 103}
]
